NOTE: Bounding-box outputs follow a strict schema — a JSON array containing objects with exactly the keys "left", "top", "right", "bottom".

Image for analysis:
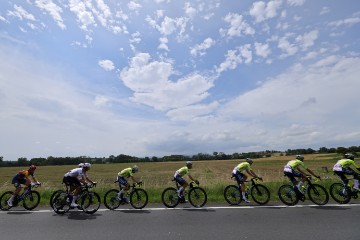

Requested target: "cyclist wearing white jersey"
[{"left": 63, "top": 163, "right": 94, "bottom": 207}]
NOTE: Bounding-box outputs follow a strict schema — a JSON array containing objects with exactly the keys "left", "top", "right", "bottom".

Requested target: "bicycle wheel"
[
  {"left": 23, "top": 190, "right": 40, "bottom": 210},
  {"left": 278, "top": 184, "right": 299, "bottom": 206},
  {"left": 188, "top": 187, "right": 207, "bottom": 208},
  {"left": 161, "top": 187, "right": 180, "bottom": 208},
  {"left": 251, "top": 184, "right": 270, "bottom": 205},
  {"left": 307, "top": 184, "right": 329, "bottom": 205},
  {"left": 224, "top": 185, "right": 242, "bottom": 205},
  {"left": 52, "top": 192, "right": 71, "bottom": 214},
  {"left": 50, "top": 190, "right": 65, "bottom": 210},
  {"left": 103, "top": 189, "right": 121, "bottom": 210},
  {"left": 329, "top": 183, "right": 351, "bottom": 204},
  {"left": 81, "top": 191, "right": 101, "bottom": 214},
  {"left": 0, "top": 191, "right": 14, "bottom": 211},
  {"left": 130, "top": 188, "right": 148, "bottom": 209}
]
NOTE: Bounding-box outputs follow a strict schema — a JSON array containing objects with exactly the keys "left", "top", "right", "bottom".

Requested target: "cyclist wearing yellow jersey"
[
  {"left": 174, "top": 161, "right": 196, "bottom": 201},
  {"left": 232, "top": 158, "right": 261, "bottom": 203},
  {"left": 8, "top": 165, "right": 40, "bottom": 207},
  {"left": 284, "top": 155, "right": 319, "bottom": 191},
  {"left": 333, "top": 153, "right": 360, "bottom": 190},
  {"left": 117, "top": 165, "right": 139, "bottom": 203}
]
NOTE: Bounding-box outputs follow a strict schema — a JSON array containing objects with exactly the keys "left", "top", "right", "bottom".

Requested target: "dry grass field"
[{"left": 0, "top": 153, "right": 345, "bottom": 204}]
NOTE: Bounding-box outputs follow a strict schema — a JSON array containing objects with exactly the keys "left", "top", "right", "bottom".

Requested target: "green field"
[{"left": 0, "top": 153, "right": 348, "bottom": 206}]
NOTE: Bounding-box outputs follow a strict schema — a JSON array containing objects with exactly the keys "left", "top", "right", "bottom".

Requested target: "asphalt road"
[{"left": 0, "top": 204, "right": 359, "bottom": 240}]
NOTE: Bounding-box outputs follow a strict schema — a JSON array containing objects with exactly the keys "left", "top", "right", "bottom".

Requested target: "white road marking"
[{"left": 1, "top": 203, "right": 359, "bottom": 214}]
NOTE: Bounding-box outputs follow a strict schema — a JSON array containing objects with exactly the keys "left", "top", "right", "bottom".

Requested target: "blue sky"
[{"left": 0, "top": 0, "right": 360, "bottom": 160}]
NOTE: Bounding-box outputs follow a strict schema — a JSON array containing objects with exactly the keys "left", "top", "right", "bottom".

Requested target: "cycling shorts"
[
  {"left": 63, "top": 176, "right": 81, "bottom": 187},
  {"left": 117, "top": 176, "right": 128, "bottom": 186},
  {"left": 232, "top": 171, "right": 246, "bottom": 184},
  {"left": 284, "top": 170, "right": 303, "bottom": 184},
  {"left": 174, "top": 175, "right": 186, "bottom": 185},
  {"left": 334, "top": 168, "right": 359, "bottom": 181},
  {"left": 12, "top": 176, "right": 27, "bottom": 189}
]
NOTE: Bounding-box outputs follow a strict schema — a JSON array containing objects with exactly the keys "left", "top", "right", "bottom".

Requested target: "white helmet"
[
  {"left": 78, "top": 163, "right": 84, "bottom": 167},
  {"left": 132, "top": 165, "right": 139, "bottom": 173},
  {"left": 83, "top": 163, "right": 91, "bottom": 168},
  {"left": 296, "top": 155, "right": 304, "bottom": 161},
  {"left": 186, "top": 161, "right": 193, "bottom": 167}
]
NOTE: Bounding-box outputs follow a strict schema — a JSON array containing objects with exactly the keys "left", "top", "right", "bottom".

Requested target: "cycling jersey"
[
  {"left": 118, "top": 168, "right": 133, "bottom": 178},
  {"left": 175, "top": 167, "right": 189, "bottom": 177},
  {"left": 333, "top": 159, "right": 359, "bottom": 172},
  {"left": 233, "top": 162, "right": 252, "bottom": 174},
  {"left": 64, "top": 168, "right": 88, "bottom": 178},
  {"left": 16, "top": 170, "right": 34, "bottom": 180}
]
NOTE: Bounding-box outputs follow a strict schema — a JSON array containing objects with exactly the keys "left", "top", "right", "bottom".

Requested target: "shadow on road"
[
  {"left": 118, "top": 209, "right": 151, "bottom": 214},
  {"left": 66, "top": 212, "right": 101, "bottom": 220},
  {"left": 310, "top": 206, "right": 350, "bottom": 210},
  {"left": 6, "top": 211, "right": 32, "bottom": 215},
  {"left": 182, "top": 208, "right": 216, "bottom": 212}
]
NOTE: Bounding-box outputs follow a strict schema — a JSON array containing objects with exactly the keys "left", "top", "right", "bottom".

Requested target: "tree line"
[{"left": 0, "top": 146, "right": 359, "bottom": 168}]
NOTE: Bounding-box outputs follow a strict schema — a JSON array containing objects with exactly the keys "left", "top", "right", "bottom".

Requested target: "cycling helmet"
[
  {"left": 78, "top": 163, "right": 84, "bottom": 167},
  {"left": 132, "top": 165, "right": 139, "bottom": 173},
  {"left": 344, "top": 153, "right": 355, "bottom": 160},
  {"left": 83, "top": 163, "right": 91, "bottom": 169},
  {"left": 296, "top": 155, "right": 304, "bottom": 161},
  {"left": 186, "top": 161, "right": 193, "bottom": 167},
  {"left": 246, "top": 158, "right": 253, "bottom": 165},
  {"left": 29, "top": 165, "right": 37, "bottom": 172}
]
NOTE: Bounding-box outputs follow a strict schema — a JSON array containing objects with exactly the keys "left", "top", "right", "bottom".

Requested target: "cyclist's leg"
[
  {"left": 174, "top": 175, "right": 187, "bottom": 197},
  {"left": 117, "top": 176, "right": 129, "bottom": 200},
  {"left": 343, "top": 168, "right": 359, "bottom": 190},
  {"left": 234, "top": 172, "right": 248, "bottom": 202},
  {"left": 8, "top": 177, "right": 24, "bottom": 206}
]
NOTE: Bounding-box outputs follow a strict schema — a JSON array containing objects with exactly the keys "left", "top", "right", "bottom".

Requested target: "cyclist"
[
  {"left": 333, "top": 153, "right": 360, "bottom": 190},
  {"left": 63, "top": 163, "right": 95, "bottom": 207},
  {"left": 7, "top": 165, "right": 40, "bottom": 207},
  {"left": 284, "top": 155, "right": 320, "bottom": 192},
  {"left": 174, "top": 161, "right": 196, "bottom": 202},
  {"left": 232, "top": 158, "right": 261, "bottom": 203},
  {"left": 116, "top": 165, "right": 140, "bottom": 203}
]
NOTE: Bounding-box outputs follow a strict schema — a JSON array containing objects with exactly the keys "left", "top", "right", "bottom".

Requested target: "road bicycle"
[
  {"left": 103, "top": 181, "right": 148, "bottom": 210},
  {"left": 278, "top": 176, "right": 329, "bottom": 206},
  {"left": 329, "top": 179, "right": 359, "bottom": 204},
  {"left": 224, "top": 177, "right": 270, "bottom": 205},
  {"left": 0, "top": 183, "right": 41, "bottom": 211},
  {"left": 161, "top": 179, "right": 207, "bottom": 208},
  {"left": 52, "top": 182, "right": 100, "bottom": 214}
]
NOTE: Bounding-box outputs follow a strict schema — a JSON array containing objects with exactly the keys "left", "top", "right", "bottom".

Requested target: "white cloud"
[
  {"left": 190, "top": 37, "right": 215, "bottom": 56},
  {"left": 158, "top": 37, "right": 169, "bottom": 51},
  {"left": 35, "top": 0, "right": 66, "bottom": 30},
  {"left": 128, "top": 1, "right": 142, "bottom": 12},
  {"left": 69, "top": 0, "right": 96, "bottom": 32},
  {"left": 249, "top": 0, "right": 283, "bottom": 23},
  {"left": 329, "top": 17, "right": 360, "bottom": 27},
  {"left": 278, "top": 36, "right": 298, "bottom": 58},
  {"left": 320, "top": 6, "right": 330, "bottom": 15},
  {"left": 184, "top": 2, "right": 197, "bottom": 18},
  {"left": 295, "top": 30, "right": 318, "bottom": 50},
  {"left": 220, "top": 13, "right": 255, "bottom": 38},
  {"left": 216, "top": 49, "right": 243, "bottom": 73},
  {"left": 98, "top": 59, "right": 115, "bottom": 71},
  {"left": 287, "top": 0, "right": 306, "bottom": 6},
  {"left": 119, "top": 53, "right": 214, "bottom": 112},
  {"left": 166, "top": 101, "right": 220, "bottom": 121},
  {"left": 255, "top": 42, "right": 271, "bottom": 58},
  {"left": 7, "top": 4, "right": 36, "bottom": 21}
]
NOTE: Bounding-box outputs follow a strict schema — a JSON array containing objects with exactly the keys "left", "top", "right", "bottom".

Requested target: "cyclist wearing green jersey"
[
  {"left": 116, "top": 165, "right": 139, "bottom": 203},
  {"left": 283, "top": 155, "right": 320, "bottom": 191},
  {"left": 333, "top": 153, "right": 360, "bottom": 190},
  {"left": 174, "top": 161, "right": 196, "bottom": 201},
  {"left": 232, "top": 158, "right": 261, "bottom": 203}
]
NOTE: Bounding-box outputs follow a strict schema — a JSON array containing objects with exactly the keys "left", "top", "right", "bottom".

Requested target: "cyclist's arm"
[
  {"left": 188, "top": 174, "right": 195, "bottom": 182},
  {"left": 85, "top": 176, "right": 95, "bottom": 184},
  {"left": 305, "top": 168, "right": 319, "bottom": 178},
  {"left": 31, "top": 175, "right": 39, "bottom": 183},
  {"left": 246, "top": 170, "right": 259, "bottom": 178},
  {"left": 130, "top": 176, "right": 138, "bottom": 183}
]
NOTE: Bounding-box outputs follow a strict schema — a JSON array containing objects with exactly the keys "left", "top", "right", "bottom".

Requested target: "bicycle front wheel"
[
  {"left": 188, "top": 187, "right": 207, "bottom": 208},
  {"left": 23, "top": 190, "right": 40, "bottom": 210},
  {"left": 161, "top": 187, "right": 179, "bottom": 208},
  {"left": 329, "top": 183, "right": 351, "bottom": 204},
  {"left": 103, "top": 189, "right": 121, "bottom": 210},
  {"left": 278, "top": 184, "right": 299, "bottom": 206},
  {"left": 224, "top": 185, "right": 242, "bottom": 205},
  {"left": 251, "top": 184, "right": 270, "bottom": 205},
  {"left": 81, "top": 192, "right": 101, "bottom": 214},
  {"left": 130, "top": 188, "right": 148, "bottom": 209},
  {"left": 0, "top": 191, "right": 14, "bottom": 211},
  {"left": 307, "top": 184, "right": 329, "bottom": 205}
]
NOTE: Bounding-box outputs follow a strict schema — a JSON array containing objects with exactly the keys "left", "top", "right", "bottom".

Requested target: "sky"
[{"left": 0, "top": 0, "right": 360, "bottom": 160}]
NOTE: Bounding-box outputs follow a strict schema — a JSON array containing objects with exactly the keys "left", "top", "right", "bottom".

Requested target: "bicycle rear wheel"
[
  {"left": 307, "top": 184, "right": 329, "bottom": 205},
  {"left": 278, "top": 184, "right": 299, "bottom": 206},
  {"left": 188, "top": 187, "right": 207, "bottom": 208},
  {"left": 103, "top": 189, "right": 121, "bottom": 210},
  {"left": 161, "top": 187, "right": 179, "bottom": 208},
  {"left": 329, "top": 183, "right": 351, "bottom": 204},
  {"left": 130, "top": 188, "right": 148, "bottom": 209},
  {"left": 0, "top": 191, "right": 14, "bottom": 211},
  {"left": 81, "top": 192, "right": 101, "bottom": 214},
  {"left": 224, "top": 185, "right": 242, "bottom": 205},
  {"left": 53, "top": 192, "right": 71, "bottom": 214},
  {"left": 251, "top": 184, "right": 270, "bottom": 205},
  {"left": 50, "top": 190, "right": 65, "bottom": 210},
  {"left": 23, "top": 190, "right": 40, "bottom": 210}
]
